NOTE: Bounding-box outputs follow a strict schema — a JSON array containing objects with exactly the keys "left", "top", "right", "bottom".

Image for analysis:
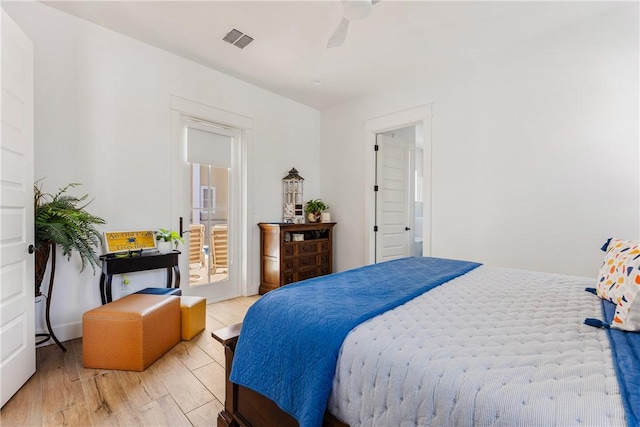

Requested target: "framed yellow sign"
[{"left": 104, "top": 230, "right": 157, "bottom": 254}]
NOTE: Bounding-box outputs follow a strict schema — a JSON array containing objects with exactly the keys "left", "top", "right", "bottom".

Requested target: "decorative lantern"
[{"left": 282, "top": 168, "right": 304, "bottom": 223}]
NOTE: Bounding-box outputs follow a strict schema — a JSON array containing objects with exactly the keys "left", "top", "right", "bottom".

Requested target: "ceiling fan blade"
[{"left": 327, "top": 18, "right": 350, "bottom": 48}]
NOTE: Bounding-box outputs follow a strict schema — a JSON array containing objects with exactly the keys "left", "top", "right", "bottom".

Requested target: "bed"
[{"left": 212, "top": 254, "right": 640, "bottom": 427}]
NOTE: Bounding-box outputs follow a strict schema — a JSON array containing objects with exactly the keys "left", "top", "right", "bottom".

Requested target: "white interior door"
[
  {"left": 375, "top": 133, "right": 412, "bottom": 262},
  {"left": 1, "top": 8, "right": 35, "bottom": 408}
]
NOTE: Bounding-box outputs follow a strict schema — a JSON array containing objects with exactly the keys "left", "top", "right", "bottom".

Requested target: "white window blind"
[{"left": 186, "top": 121, "right": 232, "bottom": 168}]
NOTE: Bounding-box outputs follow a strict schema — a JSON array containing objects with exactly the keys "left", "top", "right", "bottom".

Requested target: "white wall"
[
  {"left": 3, "top": 2, "right": 321, "bottom": 342},
  {"left": 4, "top": 1, "right": 638, "bottom": 343},
  {"left": 321, "top": 4, "right": 639, "bottom": 277}
]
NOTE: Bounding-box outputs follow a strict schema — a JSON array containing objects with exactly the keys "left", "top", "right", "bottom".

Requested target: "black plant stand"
[{"left": 35, "top": 245, "right": 67, "bottom": 352}]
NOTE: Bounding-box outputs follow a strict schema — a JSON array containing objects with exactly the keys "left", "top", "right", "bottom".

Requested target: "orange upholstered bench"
[{"left": 82, "top": 294, "right": 181, "bottom": 371}]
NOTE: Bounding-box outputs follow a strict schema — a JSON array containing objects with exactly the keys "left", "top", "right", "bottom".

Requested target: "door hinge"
[
  {"left": 374, "top": 144, "right": 379, "bottom": 151},
  {"left": 374, "top": 185, "right": 379, "bottom": 192},
  {"left": 374, "top": 225, "right": 378, "bottom": 232}
]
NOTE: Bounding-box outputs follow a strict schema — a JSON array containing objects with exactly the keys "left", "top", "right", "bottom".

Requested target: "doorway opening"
[
  {"left": 364, "top": 104, "right": 432, "bottom": 265},
  {"left": 375, "top": 124, "right": 424, "bottom": 263},
  {"left": 171, "top": 95, "right": 253, "bottom": 302}
]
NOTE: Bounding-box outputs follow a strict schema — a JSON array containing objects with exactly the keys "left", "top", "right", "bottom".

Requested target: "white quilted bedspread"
[{"left": 327, "top": 265, "right": 626, "bottom": 427}]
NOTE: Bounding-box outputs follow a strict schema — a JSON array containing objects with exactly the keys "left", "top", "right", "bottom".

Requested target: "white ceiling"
[{"left": 42, "top": 1, "right": 625, "bottom": 110}]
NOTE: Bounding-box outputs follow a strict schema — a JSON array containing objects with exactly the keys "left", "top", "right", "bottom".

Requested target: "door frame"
[
  {"left": 364, "top": 104, "right": 433, "bottom": 265},
  {"left": 170, "top": 95, "right": 254, "bottom": 300}
]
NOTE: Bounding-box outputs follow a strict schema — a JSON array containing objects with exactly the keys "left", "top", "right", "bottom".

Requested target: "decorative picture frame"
[{"left": 103, "top": 230, "right": 157, "bottom": 254}]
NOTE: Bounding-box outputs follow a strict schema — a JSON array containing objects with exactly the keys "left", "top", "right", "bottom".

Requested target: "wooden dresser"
[{"left": 258, "top": 222, "right": 336, "bottom": 294}]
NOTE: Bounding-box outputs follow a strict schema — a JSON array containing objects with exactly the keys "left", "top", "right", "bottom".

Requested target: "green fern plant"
[{"left": 34, "top": 181, "right": 106, "bottom": 276}]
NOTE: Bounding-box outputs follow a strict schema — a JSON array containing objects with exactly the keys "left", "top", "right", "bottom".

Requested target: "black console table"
[{"left": 99, "top": 250, "right": 181, "bottom": 304}]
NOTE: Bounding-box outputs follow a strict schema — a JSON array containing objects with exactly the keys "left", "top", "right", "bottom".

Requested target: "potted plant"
[
  {"left": 34, "top": 181, "right": 106, "bottom": 297},
  {"left": 304, "top": 199, "right": 329, "bottom": 223},
  {"left": 154, "top": 228, "right": 184, "bottom": 253}
]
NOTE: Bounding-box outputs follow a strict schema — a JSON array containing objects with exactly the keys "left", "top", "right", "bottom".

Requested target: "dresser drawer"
[
  {"left": 283, "top": 244, "right": 295, "bottom": 257},
  {"left": 283, "top": 240, "right": 331, "bottom": 258},
  {"left": 296, "top": 255, "right": 317, "bottom": 269},
  {"left": 296, "top": 242, "right": 318, "bottom": 255},
  {"left": 283, "top": 258, "right": 294, "bottom": 271}
]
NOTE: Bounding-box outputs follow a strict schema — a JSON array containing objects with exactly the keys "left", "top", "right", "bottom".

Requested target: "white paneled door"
[
  {"left": 375, "top": 134, "right": 412, "bottom": 262},
  {"left": 0, "top": 9, "right": 35, "bottom": 408}
]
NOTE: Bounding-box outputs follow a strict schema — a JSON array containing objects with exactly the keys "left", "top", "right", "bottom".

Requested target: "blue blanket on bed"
[
  {"left": 601, "top": 299, "right": 640, "bottom": 427},
  {"left": 229, "top": 256, "right": 481, "bottom": 427}
]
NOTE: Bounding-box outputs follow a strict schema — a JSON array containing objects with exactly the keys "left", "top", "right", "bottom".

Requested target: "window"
[{"left": 200, "top": 185, "right": 216, "bottom": 219}]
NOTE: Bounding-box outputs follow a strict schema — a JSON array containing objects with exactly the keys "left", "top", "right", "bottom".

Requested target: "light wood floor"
[{"left": 0, "top": 295, "right": 260, "bottom": 427}]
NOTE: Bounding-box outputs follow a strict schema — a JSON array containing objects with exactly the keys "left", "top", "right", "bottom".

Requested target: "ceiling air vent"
[{"left": 223, "top": 29, "right": 254, "bottom": 49}]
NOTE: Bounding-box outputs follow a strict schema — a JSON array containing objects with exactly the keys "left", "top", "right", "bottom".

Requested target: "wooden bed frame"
[{"left": 212, "top": 324, "right": 349, "bottom": 427}]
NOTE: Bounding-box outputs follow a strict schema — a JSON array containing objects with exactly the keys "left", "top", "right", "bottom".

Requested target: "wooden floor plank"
[
  {"left": 38, "top": 342, "right": 84, "bottom": 415},
  {"left": 148, "top": 349, "right": 214, "bottom": 414},
  {"left": 115, "top": 369, "right": 169, "bottom": 410},
  {"left": 185, "top": 399, "right": 224, "bottom": 427},
  {"left": 82, "top": 372, "right": 141, "bottom": 426},
  {"left": 205, "top": 314, "right": 227, "bottom": 332},
  {"left": 190, "top": 328, "right": 225, "bottom": 365},
  {"left": 168, "top": 340, "right": 214, "bottom": 371},
  {"left": 42, "top": 401, "right": 94, "bottom": 427},
  {"left": 191, "top": 361, "right": 226, "bottom": 402},
  {"left": 0, "top": 370, "right": 43, "bottom": 427},
  {"left": 136, "top": 394, "right": 191, "bottom": 427},
  {"left": 207, "top": 296, "right": 257, "bottom": 326}
]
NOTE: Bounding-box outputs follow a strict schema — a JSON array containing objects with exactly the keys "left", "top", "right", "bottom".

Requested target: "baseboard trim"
[{"left": 35, "top": 321, "right": 82, "bottom": 348}]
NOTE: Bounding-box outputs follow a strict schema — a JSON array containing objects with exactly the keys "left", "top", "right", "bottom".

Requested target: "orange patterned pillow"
[{"left": 596, "top": 238, "right": 640, "bottom": 331}]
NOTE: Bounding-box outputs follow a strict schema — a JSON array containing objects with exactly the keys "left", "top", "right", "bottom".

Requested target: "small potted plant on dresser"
[
  {"left": 304, "top": 199, "right": 329, "bottom": 223},
  {"left": 155, "top": 228, "right": 184, "bottom": 253}
]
